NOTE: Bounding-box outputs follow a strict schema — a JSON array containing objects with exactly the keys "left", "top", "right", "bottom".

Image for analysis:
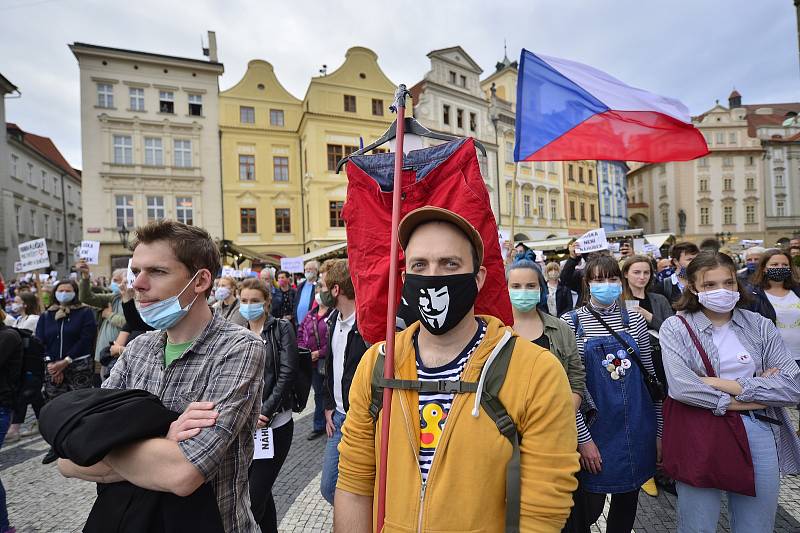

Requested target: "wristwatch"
[{"left": 64, "top": 356, "right": 73, "bottom": 365}]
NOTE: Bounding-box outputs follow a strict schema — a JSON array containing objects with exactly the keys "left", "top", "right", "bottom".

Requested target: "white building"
[{"left": 69, "top": 33, "right": 224, "bottom": 274}]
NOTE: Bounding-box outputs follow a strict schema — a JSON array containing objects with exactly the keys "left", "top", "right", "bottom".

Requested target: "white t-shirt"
[
  {"left": 13, "top": 314, "right": 39, "bottom": 332},
  {"left": 711, "top": 322, "right": 756, "bottom": 380},
  {"left": 766, "top": 290, "right": 800, "bottom": 361},
  {"left": 332, "top": 311, "right": 355, "bottom": 415}
]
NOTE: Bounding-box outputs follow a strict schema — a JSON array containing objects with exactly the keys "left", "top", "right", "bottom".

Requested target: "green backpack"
[{"left": 368, "top": 333, "right": 521, "bottom": 533}]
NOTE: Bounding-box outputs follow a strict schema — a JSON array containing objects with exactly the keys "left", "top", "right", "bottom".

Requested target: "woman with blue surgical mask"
[
  {"left": 239, "top": 278, "right": 297, "bottom": 533},
  {"left": 560, "top": 255, "right": 661, "bottom": 533},
  {"left": 507, "top": 259, "right": 585, "bottom": 410},
  {"left": 34, "top": 279, "right": 97, "bottom": 464},
  {"left": 212, "top": 276, "right": 247, "bottom": 327}
]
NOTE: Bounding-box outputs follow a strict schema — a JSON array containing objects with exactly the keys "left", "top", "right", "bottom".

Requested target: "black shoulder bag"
[{"left": 587, "top": 307, "right": 666, "bottom": 402}]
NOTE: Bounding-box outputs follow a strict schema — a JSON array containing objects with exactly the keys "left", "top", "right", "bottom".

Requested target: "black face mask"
[
  {"left": 402, "top": 273, "right": 478, "bottom": 336},
  {"left": 766, "top": 267, "right": 792, "bottom": 282}
]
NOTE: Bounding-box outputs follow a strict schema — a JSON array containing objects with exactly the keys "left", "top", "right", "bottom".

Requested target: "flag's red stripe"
[{"left": 522, "top": 110, "right": 709, "bottom": 162}]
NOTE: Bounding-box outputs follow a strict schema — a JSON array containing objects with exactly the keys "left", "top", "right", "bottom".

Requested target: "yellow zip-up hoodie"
[{"left": 337, "top": 315, "right": 580, "bottom": 533}]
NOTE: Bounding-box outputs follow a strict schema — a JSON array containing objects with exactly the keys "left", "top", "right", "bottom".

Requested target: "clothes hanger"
[{"left": 335, "top": 116, "right": 487, "bottom": 173}]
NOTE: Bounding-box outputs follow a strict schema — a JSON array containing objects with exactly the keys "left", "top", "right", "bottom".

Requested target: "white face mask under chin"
[{"left": 697, "top": 288, "right": 740, "bottom": 313}]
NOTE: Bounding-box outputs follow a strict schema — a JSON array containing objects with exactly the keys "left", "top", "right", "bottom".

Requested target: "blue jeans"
[
  {"left": 676, "top": 414, "right": 780, "bottom": 533},
  {"left": 320, "top": 409, "right": 346, "bottom": 504},
  {"left": 0, "top": 406, "right": 12, "bottom": 531},
  {"left": 311, "top": 366, "right": 326, "bottom": 433}
]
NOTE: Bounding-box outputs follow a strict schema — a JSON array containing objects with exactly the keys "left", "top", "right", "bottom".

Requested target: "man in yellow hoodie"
[{"left": 335, "top": 206, "right": 580, "bottom": 533}]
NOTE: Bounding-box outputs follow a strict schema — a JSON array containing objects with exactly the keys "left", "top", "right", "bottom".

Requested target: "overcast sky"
[{"left": 1, "top": 0, "right": 797, "bottom": 169}]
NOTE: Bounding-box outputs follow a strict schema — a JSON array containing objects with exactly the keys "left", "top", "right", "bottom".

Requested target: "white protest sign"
[
  {"left": 253, "top": 427, "right": 275, "bottom": 460},
  {"left": 221, "top": 266, "right": 235, "bottom": 278},
  {"left": 280, "top": 257, "right": 304, "bottom": 274},
  {"left": 576, "top": 228, "right": 608, "bottom": 254},
  {"left": 609, "top": 243, "right": 621, "bottom": 253},
  {"left": 126, "top": 259, "right": 135, "bottom": 287},
  {"left": 50, "top": 270, "right": 58, "bottom": 279},
  {"left": 498, "top": 230, "right": 511, "bottom": 260},
  {"left": 18, "top": 238, "right": 50, "bottom": 272},
  {"left": 78, "top": 241, "right": 100, "bottom": 265},
  {"left": 38, "top": 273, "right": 49, "bottom": 282},
  {"left": 13, "top": 262, "right": 23, "bottom": 274},
  {"left": 740, "top": 239, "right": 764, "bottom": 248},
  {"left": 633, "top": 238, "right": 645, "bottom": 254}
]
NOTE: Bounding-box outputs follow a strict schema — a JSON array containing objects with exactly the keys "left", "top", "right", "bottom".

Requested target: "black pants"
[
  {"left": 13, "top": 375, "right": 45, "bottom": 424},
  {"left": 563, "top": 485, "right": 639, "bottom": 533},
  {"left": 248, "top": 419, "right": 293, "bottom": 533}
]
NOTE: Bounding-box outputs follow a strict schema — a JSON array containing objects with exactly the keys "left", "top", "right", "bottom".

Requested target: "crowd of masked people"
[{"left": 0, "top": 219, "right": 798, "bottom": 533}]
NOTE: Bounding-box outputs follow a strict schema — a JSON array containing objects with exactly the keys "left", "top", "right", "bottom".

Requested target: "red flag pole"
[{"left": 376, "top": 84, "right": 409, "bottom": 532}]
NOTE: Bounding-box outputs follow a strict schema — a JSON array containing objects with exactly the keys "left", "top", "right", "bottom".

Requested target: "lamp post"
[{"left": 118, "top": 225, "right": 130, "bottom": 250}]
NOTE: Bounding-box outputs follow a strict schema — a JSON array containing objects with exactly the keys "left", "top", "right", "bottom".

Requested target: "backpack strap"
[{"left": 569, "top": 310, "right": 583, "bottom": 338}]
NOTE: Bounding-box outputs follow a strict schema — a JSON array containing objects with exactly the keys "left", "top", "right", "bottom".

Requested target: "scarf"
[{"left": 49, "top": 302, "right": 84, "bottom": 321}]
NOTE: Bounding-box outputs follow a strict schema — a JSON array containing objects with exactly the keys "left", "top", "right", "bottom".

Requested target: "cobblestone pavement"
[{"left": 2, "top": 404, "right": 798, "bottom": 532}]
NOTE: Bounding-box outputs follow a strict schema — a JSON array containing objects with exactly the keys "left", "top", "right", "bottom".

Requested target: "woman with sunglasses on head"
[
  {"left": 659, "top": 251, "right": 800, "bottom": 532},
  {"left": 560, "top": 255, "right": 661, "bottom": 533}
]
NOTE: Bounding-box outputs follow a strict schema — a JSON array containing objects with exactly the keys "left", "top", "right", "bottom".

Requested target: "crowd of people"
[{"left": 0, "top": 217, "right": 798, "bottom": 533}]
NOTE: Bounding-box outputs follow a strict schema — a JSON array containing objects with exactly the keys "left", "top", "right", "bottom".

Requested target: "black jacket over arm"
[
  {"left": 323, "top": 310, "right": 370, "bottom": 413},
  {"left": 0, "top": 325, "right": 22, "bottom": 408},
  {"left": 261, "top": 317, "right": 298, "bottom": 419},
  {"left": 559, "top": 257, "right": 584, "bottom": 301}
]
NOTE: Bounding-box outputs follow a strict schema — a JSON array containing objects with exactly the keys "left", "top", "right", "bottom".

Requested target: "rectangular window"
[
  {"left": 443, "top": 105, "right": 450, "bottom": 125},
  {"left": 504, "top": 141, "right": 514, "bottom": 162},
  {"left": 456, "top": 109, "right": 464, "bottom": 129},
  {"left": 29, "top": 210, "right": 37, "bottom": 235},
  {"left": 747, "top": 156, "right": 755, "bottom": 166},
  {"left": 534, "top": 161, "right": 544, "bottom": 171},
  {"left": 115, "top": 194, "right": 134, "bottom": 228},
  {"left": 746, "top": 177, "right": 755, "bottom": 190},
  {"left": 523, "top": 194, "right": 531, "bottom": 218},
  {"left": 269, "top": 109, "right": 284, "bottom": 126},
  {"left": 578, "top": 167, "right": 584, "bottom": 183},
  {"left": 326, "top": 144, "right": 358, "bottom": 171},
  {"left": 723, "top": 205, "right": 734, "bottom": 225},
  {"left": 460, "top": 75, "right": 467, "bottom": 88},
  {"left": 538, "top": 197, "right": 545, "bottom": 218},
  {"left": 372, "top": 99, "right": 384, "bottom": 116},
  {"left": 41, "top": 170, "right": 48, "bottom": 192},
  {"left": 43, "top": 214, "right": 50, "bottom": 239},
  {"left": 240, "top": 106, "right": 255, "bottom": 123},
  {"left": 240, "top": 208, "right": 257, "bottom": 233},
  {"left": 699, "top": 178, "right": 708, "bottom": 192},
  {"left": 273, "top": 156, "right": 289, "bottom": 181},
  {"left": 10, "top": 154, "right": 17, "bottom": 178},
  {"left": 329, "top": 201, "right": 345, "bottom": 228},
  {"left": 275, "top": 208, "right": 291, "bottom": 233},
  {"left": 660, "top": 183, "right": 667, "bottom": 196},
  {"left": 722, "top": 156, "right": 733, "bottom": 167},
  {"left": 343, "top": 94, "right": 356, "bottom": 113},
  {"left": 27, "top": 163, "right": 34, "bottom": 185},
  {"left": 97, "top": 83, "right": 113, "bottom": 108},
  {"left": 590, "top": 203, "right": 596, "bottom": 222},
  {"left": 239, "top": 155, "right": 255, "bottom": 181},
  {"left": 704, "top": 133, "right": 712, "bottom": 145},
  {"left": 723, "top": 178, "right": 733, "bottom": 191},
  {"left": 449, "top": 71, "right": 457, "bottom": 84},
  {"left": 776, "top": 175, "right": 785, "bottom": 187},
  {"left": 15, "top": 206, "right": 21, "bottom": 233},
  {"left": 777, "top": 201, "right": 786, "bottom": 217},
  {"left": 547, "top": 162, "right": 556, "bottom": 173},
  {"left": 188, "top": 94, "right": 202, "bottom": 116},
  {"left": 129, "top": 87, "right": 145, "bottom": 111},
  {"left": 159, "top": 91, "right": 174, "bottom": 114},
  {"left": 729, "top": 132, "right": 737, "bottom": 144},
  {"left": 580, "top": 202, "right": 586, "bottom": 221},
  {"left": 550, "top": 198, "right": 557, "bottom": 220},
  {"left": 146, "top": 195, "right": 165, "bottom": 222},
  {"left": 54, "top": 217, "right": 61, "bottom": 240},
  {"left": 144, "top": 137, "right": 163, "bottom": 166},
  {"left": 716, "top": 132, "right": 724, "bottom": 144},
  {"left": 588, "top": 169, "right": 594, "bottom": 185},
  {"left": 662, "top": 210, "right": 669, "bottom": 231},
  {"left": 174, "top": 140, "right": 192, "bottom": 167},
  {"left": 176, "top": 197, "right": 193, "bottom": 225},
  {"left": 569, "top": 200, "right": 576, "bottom": 220},
  {"left": 113, "top": 135, "right": 133, "bottom": 164},
  {"left": 53, "top": 176, "right": 60, "bottom": 198},
  {"left": 746, "top": 205, "right": 755, "bottom": 224},
  {"left": 568, "top": 165, "right": 574, "bottom": 181},
  {"left": 469, "top": 112, "right": 477, "bottom": 132},
  {"left": 697, "top": 158, "right": 708, "bottom": 168}
]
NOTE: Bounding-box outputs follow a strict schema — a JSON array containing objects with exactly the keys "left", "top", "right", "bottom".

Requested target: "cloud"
[{"left": 1, "top": 0, "right": 796, "bottom": 169}]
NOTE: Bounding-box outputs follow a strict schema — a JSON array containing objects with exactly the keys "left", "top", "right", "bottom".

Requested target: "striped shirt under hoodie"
[
  {"left": 560, "top": 302, "right": 664, "bottom": 444},
  {"left": 414, "top": 318, "right": 487, "bottom": 482}
]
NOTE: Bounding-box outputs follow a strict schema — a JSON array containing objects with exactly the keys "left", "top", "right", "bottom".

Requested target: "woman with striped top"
[
  {"left": 560, "top": 255, "right": 661, "bottom": 533},
  {"left": 659, "top": 251, "right": 800, "bottom": 533}
]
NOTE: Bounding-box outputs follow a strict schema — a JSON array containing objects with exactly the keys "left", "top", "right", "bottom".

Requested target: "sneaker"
[
  {"left": 4, "top": 429, "right": 20, "bottom": 444},
  {"left": 20, "top": 421, "right": 39, "bottom": 438},
  {"left": 641, "top": 477, "right": 658, "bottom": 497},
  {"left": 307, "top": 429, "right": 326, "bottom": 441}
]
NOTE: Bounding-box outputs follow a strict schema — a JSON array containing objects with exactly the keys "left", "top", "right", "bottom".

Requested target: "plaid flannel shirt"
[{"left": 104, "top": 311, "right": 266, "bottom": 533}]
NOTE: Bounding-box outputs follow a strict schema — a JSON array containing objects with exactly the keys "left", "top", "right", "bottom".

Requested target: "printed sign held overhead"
[
  {"left": 18, "top": 239, "right": 50, "bottom": 272},
  {"left": 280, "top": 257, "right": 304, "bottom": 274},
  {"left": 78, "top": 241, "right": 100, "bottom": 265},
  {"left": 576, "top": 228, "right": 609, "bottom": 254},
  {"left": 126, "top": 259, "right": 136, "bottom": 287}
]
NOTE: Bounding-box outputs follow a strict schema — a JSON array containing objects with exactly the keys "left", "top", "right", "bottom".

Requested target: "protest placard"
[
  {"left": 253, "top": 427, "right": 275, "bottom": 460},
  {"left": 633, "top": 238, "right": 645, "bottom": 254},
  {"left": 576, "top": 228, "right": 609, "bottom": 253},
  {"left": 126, "top": 259, "right": 135, "bottom": 287},
  {"left": 280, "top": 257, "right": 304, "bottom": 273},
  {"left": 18, "top": 238, "right": 50, "bottom": 272},
  {"left": 78, "top": 241, "right": 100, "bottom": 265},
  {"left": 13, "top": 262, "right": 23, "bottom": 274}
]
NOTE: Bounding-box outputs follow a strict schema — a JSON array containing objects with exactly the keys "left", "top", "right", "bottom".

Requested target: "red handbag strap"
[{"left": 676, "top": 315, "right": 716, "bottom": 378}]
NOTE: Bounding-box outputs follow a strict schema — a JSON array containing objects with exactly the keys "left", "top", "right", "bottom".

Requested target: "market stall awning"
[
  {"left": 297, "top": 242, "right": 347, "bottom": 262},
  {"left": 644, "top": 233, "right": 675, "bottom": 249},
  {"left": 522, "top": 236, "right": 574, "bottom": 252},
  {"left": 606, "top": 229, "right": 644, "bottom": 239},
  {"left": 217, "top": 240, "right": 281, "bottom": 267}
]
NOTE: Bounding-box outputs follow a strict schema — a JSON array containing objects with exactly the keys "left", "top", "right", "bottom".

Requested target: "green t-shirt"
[{"left": 165, "top": 339, "right": 194, "bottom": 367}]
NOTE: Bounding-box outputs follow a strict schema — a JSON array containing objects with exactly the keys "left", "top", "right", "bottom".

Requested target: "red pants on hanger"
[{"left": 343, "top": 138, "right": 513, "bottom": 344}]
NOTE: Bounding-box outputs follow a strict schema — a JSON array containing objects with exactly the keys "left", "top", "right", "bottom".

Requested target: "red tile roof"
[
  {"left": 6, "top": 123, "right": 80, "bottom": 182},
  {"left": 743, "top": 102, "right": 800, "bottom": 137}
]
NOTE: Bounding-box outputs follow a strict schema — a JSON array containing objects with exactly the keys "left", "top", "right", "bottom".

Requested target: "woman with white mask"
[{"left": 659, "top": 251, "right": 800, "bottom": 533}]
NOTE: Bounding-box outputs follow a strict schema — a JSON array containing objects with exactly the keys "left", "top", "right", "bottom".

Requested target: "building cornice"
[{"left": 70, "top": 42, "right": 224, "bottom": 75}]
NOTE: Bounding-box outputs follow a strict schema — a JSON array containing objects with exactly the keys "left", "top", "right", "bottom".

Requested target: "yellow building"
[
  {"left": 563, "top": 160, "right": 600, "bottom": 235},
  {"left": 219, "top": 47, "right": 396, "bottom": 260},
  {"left": 219, "top": 60, "right": 303, "bottom": 260},
  {"left": 299, "top": 47, "right": 396, "bottom": 252}
]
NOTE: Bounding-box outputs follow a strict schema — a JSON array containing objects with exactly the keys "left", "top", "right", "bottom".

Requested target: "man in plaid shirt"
[{"left": 57, "top": 221, "right": 266, "bottom": 533}]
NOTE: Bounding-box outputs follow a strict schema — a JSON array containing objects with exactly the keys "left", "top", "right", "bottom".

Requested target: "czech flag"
[{"left": 514, "top": 50, "right": 709, "bottom": 162}]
